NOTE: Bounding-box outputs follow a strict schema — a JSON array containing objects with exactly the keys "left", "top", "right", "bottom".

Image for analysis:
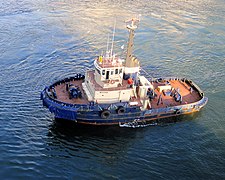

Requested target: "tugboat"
[{"left": 41, "top": 18, "right": 208, "bottom": 126}]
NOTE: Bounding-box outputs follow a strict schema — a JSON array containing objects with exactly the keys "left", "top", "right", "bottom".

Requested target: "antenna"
[
  {"left": 106, "top": 34, "right": 109, "bottom": 52},
  {"left": 106, "top": 34, "right": 110, "bottom": 58},
  {"left": 110, "top": 19, "right": 116, "bottom": 58}
]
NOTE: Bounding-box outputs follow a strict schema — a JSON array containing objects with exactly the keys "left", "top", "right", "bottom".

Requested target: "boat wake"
[{"left": 119, "top": 119, "right": 158, "bottom": 128}]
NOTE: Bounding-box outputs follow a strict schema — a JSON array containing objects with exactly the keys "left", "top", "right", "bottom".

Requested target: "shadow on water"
[
  {"left": 49, "top": 118, "right": 141, "bottom": 138},
  {"left": 48, "top": 112, "right": 202, "bottom": 138},
  {"left": 45, "top": 119, "right": 147, "bottom": 164},
  {"left": 45, "top": 111, "right": 205, "bottom": 165}
]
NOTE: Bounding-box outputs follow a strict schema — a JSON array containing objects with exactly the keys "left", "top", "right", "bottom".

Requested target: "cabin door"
[{"left": 106, "top": 71, "right": 110, "bottom": 80}]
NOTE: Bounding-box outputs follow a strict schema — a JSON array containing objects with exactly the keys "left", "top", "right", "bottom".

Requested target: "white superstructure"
[{"left": 82, "top": 18, "right": 153, "bottom": 105}]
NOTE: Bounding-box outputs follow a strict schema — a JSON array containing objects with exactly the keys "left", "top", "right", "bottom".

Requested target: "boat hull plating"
[{"left": 41, "top": 76, "right": 208, "bottom": 126}]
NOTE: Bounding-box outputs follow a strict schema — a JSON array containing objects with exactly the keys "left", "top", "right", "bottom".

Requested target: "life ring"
[
  {"left": 117, "top": 106, "right": 125, "bottom": 114},
  {"left": 101, "top": 110, "right": 111, "bottom": 119}
]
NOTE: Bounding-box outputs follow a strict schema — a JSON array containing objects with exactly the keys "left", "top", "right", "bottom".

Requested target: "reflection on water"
[
  {"left": 49, "top": 119, "right": 140, "bottom": 138},
  {"left": 46, "top": 119, "right": 145, "bottom": 173},
  {"left": 46, "top": 113, "right": 201, "bottom": 163},
  {"left": 49, "top": 112, "right": 201, "bottom": 139}
]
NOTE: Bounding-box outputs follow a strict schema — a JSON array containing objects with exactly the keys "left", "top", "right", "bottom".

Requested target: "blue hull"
[{"left": 41, "top": 86, "right": 208, "bottom": 126}]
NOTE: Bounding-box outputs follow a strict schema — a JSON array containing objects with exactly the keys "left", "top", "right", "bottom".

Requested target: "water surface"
[{"left": 0, "top": 0, "right": 225, "bottom": 179}]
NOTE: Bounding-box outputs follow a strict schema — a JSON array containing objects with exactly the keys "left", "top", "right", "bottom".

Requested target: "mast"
[{"left": 125, "top": 18, "right": 139, "bottom": 67}]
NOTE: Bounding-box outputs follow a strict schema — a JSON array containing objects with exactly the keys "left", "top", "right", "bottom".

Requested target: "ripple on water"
[{"left": 0, "top": 0, "right": 225, "bottom": 179}]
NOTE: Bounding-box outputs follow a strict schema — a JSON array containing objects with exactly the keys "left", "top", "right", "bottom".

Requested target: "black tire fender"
[
  {"left": 175, "top": 109, "right": 181, "bottom": 115},
  {"left": 117, "top": 106, "right": 125, "bottom": 114},
  {"left": 101, "top": 110, "right": 111, "bottom": 119}
]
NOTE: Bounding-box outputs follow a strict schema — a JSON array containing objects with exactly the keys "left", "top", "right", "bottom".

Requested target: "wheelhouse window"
[
  {"left": 102, "top": 70, "right": 105, "bottom": 75},
  {"left": 119, "top": 69, "right": 122, "bottom": 74},
  {"left": 111, "top": 71, "right": 114, "bottom": 75},
  {"left": 115, "top": 69, "right": 118, "bottom": 74}
]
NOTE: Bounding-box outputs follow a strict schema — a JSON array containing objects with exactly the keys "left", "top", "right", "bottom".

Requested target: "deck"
[
  {"left": 52, "top": 75, "right": 202, "bottom": 109},
  {"left": 54, "top": 80, "right": 89, "bottom": 105},
  {"left": 150, "top": 79, "right": 201, "bottom": 109}
]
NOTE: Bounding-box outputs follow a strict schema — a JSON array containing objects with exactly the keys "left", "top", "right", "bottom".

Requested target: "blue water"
[{"left": 0, "top": 0, "right": 225, "bottom": 179}]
